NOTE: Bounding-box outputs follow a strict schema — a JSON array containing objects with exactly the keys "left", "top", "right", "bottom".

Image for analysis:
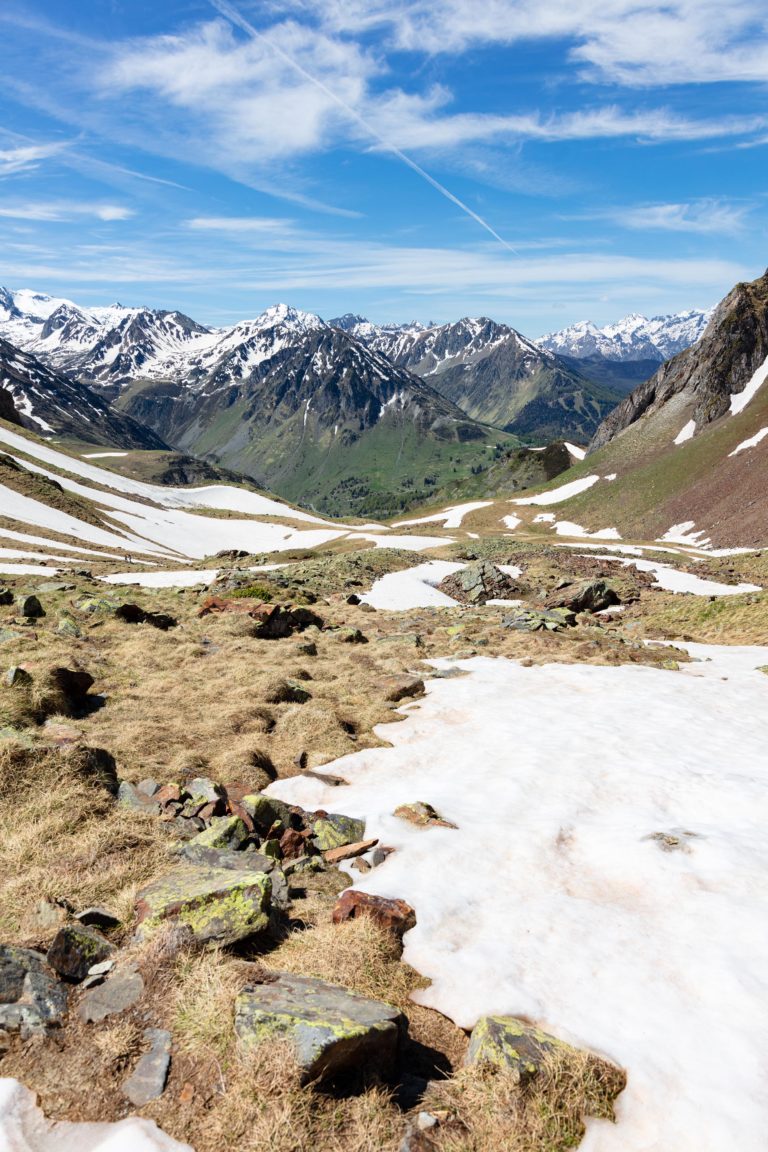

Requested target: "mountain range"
[{"left": 0, "top": 286, "right": 718, "bottom": 516}]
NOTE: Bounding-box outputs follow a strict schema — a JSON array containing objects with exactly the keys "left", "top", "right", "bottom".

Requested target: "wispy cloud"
[
  {"left": 0, "top": 201, "right": 135, "bottom": 222},
  {"left": 571, "top": 199, "right": 752, "bottom": 236},
  {"left": 0, "top": 140, "right": 69, "bottom": 176}
]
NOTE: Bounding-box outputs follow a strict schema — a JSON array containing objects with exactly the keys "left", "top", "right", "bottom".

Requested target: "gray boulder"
[
  {"left": 0, "top": 945, "right": 68, "bottom": 1036},
  {"left": 235, "top": 972, "right": 406, "bottom": 1083}
]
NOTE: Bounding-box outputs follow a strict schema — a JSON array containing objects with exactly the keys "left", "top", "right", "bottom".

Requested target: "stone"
[
  {"left": 23, "top": 899, "right": 69, "bottom": 936},
  {"left": 176, "top": 842, "right": 276, "bottom": 874},
  {"left": 44, "top": 667, "right": 96, "bottom": 715},
  {"left": 240, "top": 793, "right": 293, "bottom": 834},
  {"left": 547, "top": 579, "right": 621, "bottom": 614},
  {"left": 118, "top": 780, "right": 161, "bottom": 813},
  {"left": 324, "top": 838, "right": 379, "bottom": 864},
  {"left": 438, "top": 560, "right": 519, "bottom": 605},
  {"left": 400, "top": 1124, "right": 438, "bottom": 1151},
  {"left": 36, "top": 581, "right": 75, "bottom": 593},
  {"left": 336, "top": 627, "right": 368, "bottom": 644},
  {"left": 56, "top": 615, "right": 82, "bottom": 639},
  {"left": 114, "top": 603, "right": 176, "bottom": 630},
  {"left": 0, "top": 945, "right": 68, "bottom": 1036},
  {"left": 235, "top": 972, "right": 406, "bottom": 1083},
  {"left": 332, "top": 891, "right": 416, "bottom": 937},
  {"left": 393, "top": 802, "right": 457, "bottom": 829},
  {"left": 187, "top": 815, "right": 249, "bottom": 851},
  {"left": 18, "top": 594, "right": 44, "bottom": 619},
  {"left": 74, "top": 596, "right": 119, "bottom": 616},
  {"left": 78, "top": 967, "right": 144, "bottom": 1023},
  {"left": 136, "top": 778, "right": 161, "bottom": 797},
  {"left": 311, "top": 812, "right": 366, "bottom": 851},
  {"left": 0, "top": 627, "right": 28, "bottom": 645},
  {"left": 0, "top": 588, "right": 13, "bottom": 606},
  {"left": 184, "top": 776, "right": 224, "bottom": 807},
  {"left": 47, "top": 924, "right": 114, "bottom": 983},
  {"left": 123, "top": 1028, "right": 172, "bottom": 1107},
  {"left": 5, "top": 666, "right": 32, "bottom": 688},
  {"left": 296, "top": 640, "right": 317, "bottom": 657},
  {"left": 381, "top": 676, "right": 425, "bottom": 704},
  {"left": 75, "top": 906, "right": 120, "bottom": 930},
  {"left": 465, "top": 1016, "right": 573, "bottom": 1084},
  {"left": 135, "top": 866, "right": 272, "bottom": 944},
  {"left": 265, "top": 678, "right": 312, "bottom": 704},
  {"left": 502, "top": 607, "right": 576, "bottom": 633}
]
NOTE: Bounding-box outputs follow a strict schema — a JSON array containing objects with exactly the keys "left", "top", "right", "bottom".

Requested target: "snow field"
[
  {"left": 361, "top": 561, "right": 523, "bottom": 611},
  {"left": 513, "top": 475, "right": 600, "bottom": 505},
  {"left": 590, "top": 554, "right": 761, "bottom": 596},
  {"left": 268, "top": 643, "right": 768, "bottom": 1152}
]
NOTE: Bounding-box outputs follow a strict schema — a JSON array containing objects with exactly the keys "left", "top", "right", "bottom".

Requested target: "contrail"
[{"left": 210, "top": 0, "right": 517, "bottom": 254}]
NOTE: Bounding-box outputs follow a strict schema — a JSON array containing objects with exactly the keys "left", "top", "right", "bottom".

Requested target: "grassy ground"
[{"left": 0, "top": 535, "right": 765, "bottom": 1149}]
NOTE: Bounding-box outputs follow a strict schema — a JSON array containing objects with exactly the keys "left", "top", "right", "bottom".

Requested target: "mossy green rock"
[
  {"left": 75, "top": 597, "right": 119, "bottom": 616},
  {"left": 188, "top": 815, "right": 248, "bottom": 851},
  {"left": 310, "top": 812, "right": 365, "bottom": 851},
  {"left": 57, "top": 615, "right": 82, "bottom": 638},
  {"left": 235, "top": 972, "right": 405, "bottom": 1083},
  {"left": 135, "top": 866, "right": 272, "bottom": 944},
  {"left": 241, "top": 794, "right": 292, "bottom": 833},
  {"left": 465, "top": 1016, "right": 573, "bottom": 1084}
]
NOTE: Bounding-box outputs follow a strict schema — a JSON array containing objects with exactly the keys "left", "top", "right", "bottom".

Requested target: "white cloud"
[
  {"left": 0, "top": 201, "right": 134, "bottom": 222},
  {"left": 615, "top": 201, "right": 750, "bottom": 235},
  {"left": 288, "top": 0, "right": 768, "bottom": 87},
  {"left": 0, "top": 141, "right": 68, "bottom": 176}
]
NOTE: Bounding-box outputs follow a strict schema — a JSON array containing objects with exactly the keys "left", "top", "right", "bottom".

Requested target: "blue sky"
[{"left": 1, "top": 0, "right": 766, "bottom": 334}]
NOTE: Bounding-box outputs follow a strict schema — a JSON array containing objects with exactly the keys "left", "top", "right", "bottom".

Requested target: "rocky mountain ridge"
[{"left": 540, "top": 308, "right": 714, "bottom": 363}]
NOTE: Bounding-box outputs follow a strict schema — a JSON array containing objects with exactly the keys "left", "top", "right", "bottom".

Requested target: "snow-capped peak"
[
  {"left": 254, "top": 303, "right": 326, "bottom": 334},
  {"left": 539, "top": 308, "right": 714, "bottom": 363}
]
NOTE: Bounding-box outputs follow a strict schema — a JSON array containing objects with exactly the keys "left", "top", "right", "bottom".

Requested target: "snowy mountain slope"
[
  {"left": 334, "top": 313, "right": 623, "bottom": 441},
  {"left": 540, "top": 309, "right": 714, "bottom": 363},
  {"left": 0, "top": 336, "right": 167, "bottom": 449},
  {"left": 529, "top": 270, "right": 768, "bottom": 548}
]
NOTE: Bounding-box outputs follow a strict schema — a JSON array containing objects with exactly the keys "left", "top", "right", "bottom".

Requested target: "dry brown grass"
[{"left": 0, "top": 738, "right": 171, "bottom": 938}]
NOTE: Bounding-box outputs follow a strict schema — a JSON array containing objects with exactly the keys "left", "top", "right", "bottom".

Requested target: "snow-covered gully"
[{"left": 269, "top": 643, "right": 768, "bottom": 1152}]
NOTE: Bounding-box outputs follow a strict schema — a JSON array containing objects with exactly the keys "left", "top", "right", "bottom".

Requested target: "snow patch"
[
  {"left": 395, "top": 502, "right": 492, "bottom": 530},
  {"left": 729, "top": 427, "right": 768, "bottom": 455},
  {"left": 674, "top": 420, "right": 696, "bottom": 445},
  {"left": 564, "top": 442, "right": 586, "bottom": 460},
  {"left": 590, "top": 555, "right": 761, "bottom": 596},
  {"left": 268, "top": 641, "right": 768, "bottom": 1152},
  {"left": 729, "top": 352, "right": 768, "bottom": 416},
  {"left": 514, "top": 475, "right": 600, "bottom": 505},
  {"left": 502, "top": 514, "right": 521, "bottom": 530}
]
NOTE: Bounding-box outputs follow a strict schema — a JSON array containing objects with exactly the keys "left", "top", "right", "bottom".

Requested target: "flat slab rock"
[
  {"left": 77, "top": 966, "right": 144, "bottom": 1024},
  {"left": 235, "top": 972, "right": 406, "bottom": 1083},
  {"left": 465, "top": 1015, "right": 612, "bottom": 1087},
  {"left": 135, "top": 866, "right": 272, "bottom": 944},
  {"left": 0, "top": 946, "right": 67, "bottom": 1037},
  {"left": 123, "top": 1028, "right": 172, "bottom": 1108}
]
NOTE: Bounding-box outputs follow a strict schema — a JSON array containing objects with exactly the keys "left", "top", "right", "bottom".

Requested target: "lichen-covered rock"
[
  {"left": 438, "top": 560, "right": 519, "bottom": 605},
  {"left": 310, "top": 812, "right": 366, "bottom": 851},
  {"left": 547, "top": 579, "right": 620, "bottom": 614},
  {"left": 77, "top": 966, "right": 144, "bottom": 1023},
  {"left": 0, "top": 945, "right": 68, "bottom": 1036},
  {"left": 240, "top": 793, "right": 293, "bottom": 834},
  {"left": 47, "top": 924, "right": 113, "bottom": 983},
  {"left": 135, "top": 866, "right": 272, "bottom": 944},
  {"left": 466, "top": 1016, "right": 580, "bottom": 1084},
  {"left": 235, "top": 972, "right": 406, "bottom": 1082},
  {"left": 187, "top": 815, "right": 248, "bottom": 851},
  {"left": 502, "top": 607, "right": 576, "bottom": 632}
]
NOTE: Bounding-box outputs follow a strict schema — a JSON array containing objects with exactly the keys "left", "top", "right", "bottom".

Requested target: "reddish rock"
[
  {"left": 324, "top": 838, "right": 379, "bottom": 864},
  {"left": 154, "top": 783, "right": 182, "bottom": 807},
  {"left": 227, "top": 799, "right": 255, "bottom": 834},
  {"left": 332, "top": 891, "right": 416, "bottom": 937},
  {"left": 381, "top": 676, "right": 425, "bottom": 703},
  {"left": 279, "top": 827, "right": 309, "bottom": 859}
]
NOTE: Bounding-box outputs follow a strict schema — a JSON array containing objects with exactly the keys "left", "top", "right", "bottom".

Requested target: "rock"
[
  {"left": 74, "top": 906, "right": 120, "bottom": 930},
  {"left": 123, "top": 1028, "right": 172, "bottom": 1107},
  {"left": 336, "top": 627, "right": 368, "bottom": 644},
  {"left": 240, "top": 793, "right": 293, "bottom": 834},
  {"left": 22, "top": 899, "right": 68, "bottom": 936},
  {"left": 36, "top": 581, "right": 75, "bottom": 593},
  {"left": 114, "top": 603, "right": 177, "bottom": 630},
  {"left": 78, "top": 966, "right": 145, "bottom": 1023},
  {"left": 346, "top": 593, "right": 361, "bottom": 605},
  {"left": 235, "top": 972, "right": 406, "bottom": 1083},
  {"left": 332, "top": 891, "right": 416, "bottom": 938},
  {"left": 0, "top": 588, "right": 13, "bottom": 606},
  {"left": 118, "top": 780, "right": 161, "bottom": 813},
  {"left": 176, "top": 842, "right": 276, "bottom": 874},
  {"left": 399, "top": 1123, "right": 438, "bottom": 1151},
  {"left": 56, "top": 615, "right": 82, "bottom": 638},
  {"left": 43, "top": 667, "right": 96, "bottom": 716},
  {"left": 135, "top": 866, "right": 272, "bottom": 944},
  {"left": 438, "top": 560, "right": 519, "bottom": 605},
  {"left": 0, "top": 945, "right": 68, "bottom": 1036},
  {"left": 47, "top": 924, "right": 114, "bottom": 983},
  {"left": 311, "top": 812, "right": 366, "bottom": 851},
  {"left": 0, "top": 627, "right": 28, "bottom": 644},
  {"left": 184, "top": 776, "right": 224, "bottom": 807},
  {"left": 18, "top": 594, "right": 44, "bottom": 619},
  {"left": 381, "top": 676, "right": 425, "bottom": 703},
  {"left": 371, "top": 845, "right": 395, "bottom": 867},
  {"left": 547, "top": 579, "right": 621, "bottom": 614},
  {"left": 296, "top": 639, "right": 317, "bottom": 656},
  {"left": 324, "top": 838, "right": 379, "bottom": 864},
  {"left": 465, "top": 1016, "right": 575, "bottom": 1084},
  {"left": 187, "top": 815, "right": 249, "bottom": 851},
  {"left": 74, "top": 596, "right": 120, "bottom": 616},
  {"left": 5, "top": 666, "right": 32, "bottom": 688},
  {"left": 393, "top": 802, "right": 457, "bottom": 829},
  {"left": 502, "top": 607, "right": 576, "bottom": 632},
  {"left": 137, "top": 778, "right": 160, "bottom": 797}
]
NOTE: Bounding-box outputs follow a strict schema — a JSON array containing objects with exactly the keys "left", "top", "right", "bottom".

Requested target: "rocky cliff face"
[{"left": 590, "top": 271, "right": 768, "bottom": 452}]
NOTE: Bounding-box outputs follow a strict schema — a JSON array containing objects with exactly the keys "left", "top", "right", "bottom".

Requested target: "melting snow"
[
  {"left": 361, "top": 561, "right": 464, "bottom": 610},
  {"left": 395, "top": 502, "right": 492, "bottom": 530},
  {"left": 564, "top": 442, "right": 586, "bottom": 460},
  {"left": 674, "top": 419, "right": 696, "bottom": 445},
  {"left": 514, "top": 475, "right": 600, "bottom": 505},
  {"left": 729, "top": 351, "right": 768, "bottom": 415},
  {"left": 81, "top": 452, "right": 129, "bottom": 459},
  {"left": 0, "top": 1077, "right": 191, "bottom": 1151},
  {"left": 98, "top": 564, "right": 285, "bottom": 588},
  {"left": 590, "top": 555, "right": 761, "bottom": 596},
  {"left": 269, "top": 642, "right": 768, "bottom": 1152},
  {"left": 502, "top": 514, "right": 521, "bottom": 530},
  {"left": 552, "top": 522, "right": 622, "bottom": 540},
  {"left": 729, "top": 427, "right": 768, "bottom": 455}
]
